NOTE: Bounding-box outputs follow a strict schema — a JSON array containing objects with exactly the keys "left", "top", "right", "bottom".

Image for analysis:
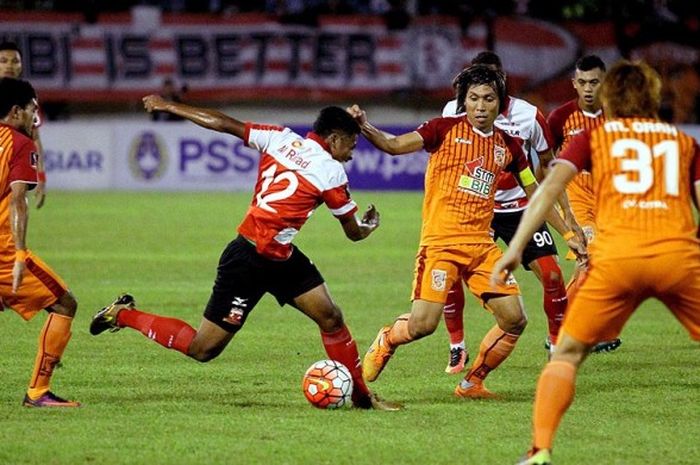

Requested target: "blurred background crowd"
[{"left": 1, "top": 0, "right": 698, "bottom": 124}]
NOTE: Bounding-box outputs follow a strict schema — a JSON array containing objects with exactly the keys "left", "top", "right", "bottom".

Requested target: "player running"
[
  {"left": 493, "top": 60, "right": 700, "bottom": 465},
  {"left": 90, "top": 97, "right": 400, "bottom": 411}
]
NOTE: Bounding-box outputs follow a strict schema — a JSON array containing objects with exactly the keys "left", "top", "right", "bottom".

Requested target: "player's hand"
[
  {"left": 346, "top": 105, "right": 367, "bottom": 125},
  {"left": 12, "top": 260, "right": 26, "bottom": 293},
  {"left": 490, "top": 249, "right": 522, "bottom": 289},
  {"left": 34, "top": 181, "right": 46, "bottom": 209},
  {"left": 360, "top": 204, "right": 380, "bottom": 230},
  {"left": 567, "top": 218, "right": 587, "bottom": 249},
  {"left": 566, "top": 234, "right": 588, "bottom": 263},
  {"left": 142, "top": 94, "right": 167, "bottom": 113}
]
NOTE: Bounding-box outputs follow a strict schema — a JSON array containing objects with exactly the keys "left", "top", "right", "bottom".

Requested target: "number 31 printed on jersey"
[{"left": 612, "top": 139, "right": 679, "bottom": 196}]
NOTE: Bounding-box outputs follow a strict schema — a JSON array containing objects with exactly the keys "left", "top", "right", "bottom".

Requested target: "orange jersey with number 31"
[{"left": 557, "top": 117, "right": 700, "bottom": 260}]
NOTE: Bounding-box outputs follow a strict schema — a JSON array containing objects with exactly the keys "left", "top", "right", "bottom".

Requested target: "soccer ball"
[{"left": 302, "top": 359, "right": 353, "bottom": 409}]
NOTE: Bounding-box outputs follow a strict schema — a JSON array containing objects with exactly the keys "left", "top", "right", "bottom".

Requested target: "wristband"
[
  {"left": 37, "top": 172, "right": 47, "bottom": 183},
  {"left": 15, "top": 249, "right": 27, "bottom": 262},
  {"left": 563, "top": 231, "right": 575, "bottom": 241}
]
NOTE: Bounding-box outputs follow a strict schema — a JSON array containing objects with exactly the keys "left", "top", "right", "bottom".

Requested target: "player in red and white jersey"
[
  {"left": 440, "top": 52, "right": 577, "bottom": 372},
  {"left": 548, "top": 55, "right": 622, "bottom": 355},
  {"left": 350, "top": 65, "right": 583, "bottom": 399},
  {"left": 0, "top": 41, "right": 47, "bottom": 208},
  {"left": 90, "top": 99, "right": 400, "bottom": 411},
  {"left": 494, "top": 60, "right": 700, "bottom": 465}
]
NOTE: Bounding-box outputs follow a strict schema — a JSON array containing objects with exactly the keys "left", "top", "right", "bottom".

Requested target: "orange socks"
[
  {"left": 27, "top": 313, "right": 73, "bottom": 399},
  {"left": 386, "top": 313, "right": 413, "bottom": 347},
  {"left": 465, "top": 325, "right": 520, "bottom": 384},
  {"left": 532, "top": 360, "right": 577, "bottom": 450}
]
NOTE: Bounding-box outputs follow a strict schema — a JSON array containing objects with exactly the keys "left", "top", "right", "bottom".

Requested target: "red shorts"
[
  {"left": 563, "top": 247, "right": 700, "bottom": 344},
  {"left": 1, "top": 249, "right": 68, "bottom": 320},
  {"left": 411, "top": 242, "right": 520, "bottom": 306}
]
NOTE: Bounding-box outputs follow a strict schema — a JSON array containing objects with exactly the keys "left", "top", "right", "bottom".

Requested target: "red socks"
[
  {"left": 321, "top": 325, "right": 371, "bottom": 405},
  {"left": 118, "top": 309, "right": 196, "bottom": 354},
  {"left": 534, "top": 256, "right": 567, "bottom": 344},
  {"left": 444, "top": 282, "right": 466, "bottom": 345}
]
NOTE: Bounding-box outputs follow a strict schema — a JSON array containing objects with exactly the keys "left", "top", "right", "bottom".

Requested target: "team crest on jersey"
[
  {"left": 223, "top": 297, "right": 248, "bottom": 326},
  {"left": 431, "top": 269, "right": 447, "bottom": 291},
  {"left": 493, "top": 145, "right": 506, "bottom": 167},
  {"left": 458, "top": 156, "right": 495, "bottom": 198}
]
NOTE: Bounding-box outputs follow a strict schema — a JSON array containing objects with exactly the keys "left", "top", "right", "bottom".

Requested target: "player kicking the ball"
[{"left": 90, "top": 98, "right": 400, "bottom": 411}]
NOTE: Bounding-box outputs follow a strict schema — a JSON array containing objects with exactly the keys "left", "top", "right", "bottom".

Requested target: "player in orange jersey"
[
  {"left": 0, "top": 42, "right": 46, "bottom": 208},
  {"left": 493, "top": 60, "right": 700, "bottom": 465},
  {"left": 90, "top": 98, "right": 399, "bottom": 411},
  {"left": 548, "top": 55, "right": 622, "bottom": 354},
  {"left": 0, "top": 78, "right": 79, "bottom": 407},
  {"left": 349, "top": 65, "right": 584, "bottom": 399}
]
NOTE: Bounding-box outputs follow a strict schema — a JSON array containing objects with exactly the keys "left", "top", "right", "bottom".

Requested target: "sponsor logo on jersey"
[
  {"left": 454, "top": 137, "right": 472, "bottom": 145},
  {"left": 494, "top": 145, "right": 506, "bottom": 167},
  {"left": 458, "top": 156, "right": 495, "bottom": 198},
  {"left": 431, "top": 269, "right": 447, "bottom": 291},
  {"left": 567, "top": 128, "right": 584, "bottom": 136},
  {"left": 129, "top": 132, "right": 168, "bottom": 181},
  {"left": 30, "top": 151, "right": 38, "bottom": 168}
]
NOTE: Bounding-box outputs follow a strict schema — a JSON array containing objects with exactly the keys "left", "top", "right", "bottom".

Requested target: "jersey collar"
[{"left": 306, "top": 131, "right": 330, "bottom": 152}]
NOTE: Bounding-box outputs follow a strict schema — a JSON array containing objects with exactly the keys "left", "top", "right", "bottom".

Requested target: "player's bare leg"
[
  {"left": 456, "top": 294, "right": 526, "bottom": 399},
  {"left": 364, "top": 299, "right": 444, "bottom": 382}
]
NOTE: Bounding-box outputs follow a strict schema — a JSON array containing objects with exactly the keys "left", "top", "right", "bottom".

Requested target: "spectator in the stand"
[
  {"left": 150, "top": 78, "right": 186, "bottom": 122},
  {"left": 667, "top": 62, "right": 700, "bottom": 124}
]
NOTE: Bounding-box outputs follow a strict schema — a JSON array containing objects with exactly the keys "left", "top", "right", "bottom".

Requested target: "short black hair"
[
  {"left": 454, "top": 64, "right": 507, "bottom": 114},
  {"left": 0, "top": 78, "right": 36, "bottom": 118},
  {"left": 471, "top": 51, "right": 503, "bottom": 71},
  {"left": 313, "top": 106, "right": 360, "bottom": 137},
  {"left": 576, "top": 54, "right": 605, "bottom": 72},
  {"left": 0, "top": 41, "right": 22, "bottom": 56}
]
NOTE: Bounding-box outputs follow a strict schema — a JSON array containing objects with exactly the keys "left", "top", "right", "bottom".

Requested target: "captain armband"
[{"left": 518, "top": 167, "right": 536, "bottom": 186}]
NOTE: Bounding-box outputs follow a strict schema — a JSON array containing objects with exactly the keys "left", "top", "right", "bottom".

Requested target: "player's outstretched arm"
[
  {"left": 517, "top": 163, "right": 584, "bottom": 254},
  {"left": 9, "top": 182, "right": 29, "bottom": 293},
  {"left": 32, "top": 129, "right": 46, "bottom": 209},
  {"left": 539, "top": 148, "right": 585, "bottom": 244},
  {"left": 339, "top": 204, "right": 380, "bottom": 242},
  {"left": 142, "top": 95, "right": 245, "bottom": 138},
  {"left": 346, "top": 105, "right": 423, "bottom": 155}
]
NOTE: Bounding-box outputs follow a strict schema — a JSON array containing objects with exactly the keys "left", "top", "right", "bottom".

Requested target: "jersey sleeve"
[
  {"left": 531, "top": 108, "right": 554, "bottom": 153},
  {"left": 441, "top": 99, "right": 458, "bottom": 117},
  {"left": 503, "top": 134, "right": 531, "bottom": 176},
  {"left": 244, "top": 122, "right": 287, "bottom": 153},
  {"left": 555, "top": 131, "right": 592, "bottom": 172},
  {"left": 416, "top": 117, "right": 461, "bottom": 153},
  {"left": 546, "top": 107, "right": 566, "bottom": 151},
  {"left": 323, "top": 184, "right": 358, "bottom": 219},
  {"left": 9, "top": 137, "right": 38, "bottom": 186}
]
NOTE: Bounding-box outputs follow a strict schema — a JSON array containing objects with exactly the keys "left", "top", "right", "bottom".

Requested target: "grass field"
[{"left": 0, "top": 191, "right": 698, "bottom": 465}]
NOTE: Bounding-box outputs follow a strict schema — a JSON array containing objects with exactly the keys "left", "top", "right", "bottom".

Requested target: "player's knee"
[
  {"left": 189, "top": 346, "right": 224, "bottom": 363},
  {"left": 536, "top": 256, "right": 564, "bottom": 290},
  {"left": 316, "top": 304, "right": 344, "bottom": 333},
  {"left": 51, "top": 292, "right": 78, "bottom": 317}
]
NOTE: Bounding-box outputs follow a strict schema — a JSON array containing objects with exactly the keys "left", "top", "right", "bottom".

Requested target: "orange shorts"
[
  {"left": 411, "top": 242, "right": 520, "bottom": 306},
  {"left": 563, "top": 247, "right": 700, "bottom": 344},
  {"left": 0, "top": 249, "right": 68, "bottom": 321}
]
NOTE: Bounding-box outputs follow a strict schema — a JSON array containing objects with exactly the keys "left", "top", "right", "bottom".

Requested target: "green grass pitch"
[{"left": 0, "top": 191, "right": 698, "bottom": 465}]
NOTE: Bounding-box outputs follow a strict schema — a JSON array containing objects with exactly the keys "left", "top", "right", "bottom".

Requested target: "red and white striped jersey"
[
  {"left": 238, "top": 123, "right": 357, "bottom": 260},
  {"left": 443, "top": 95, "right": 553, "bottom": 212}
]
